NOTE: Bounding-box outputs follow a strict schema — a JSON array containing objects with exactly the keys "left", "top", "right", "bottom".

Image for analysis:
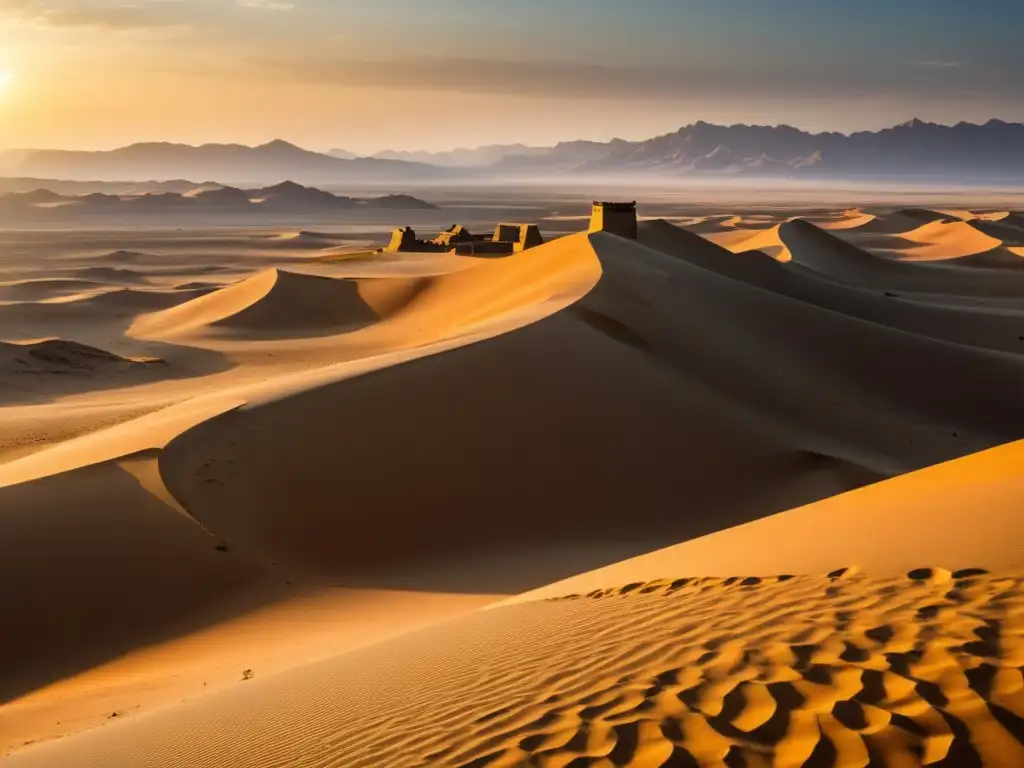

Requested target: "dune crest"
[{"left": 129, "top": 268, "right": 427, "bottom": 339}]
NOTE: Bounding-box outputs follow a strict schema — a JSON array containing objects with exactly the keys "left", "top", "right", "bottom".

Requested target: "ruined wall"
[
  {"left": 588, "top": 202, "right": 638, "bottom": 240},
  {"left": 493, "top": 224, "right": 521, "bottom": 243},
  {"left": 452, "top": 240, "right": 516, "bottom": 256},
  {"left": 494, "top": 223, "right": 544, "bottom": 252},
  {"left": 387, "top": 226, "right": 419, "bottom": 252},
  {"left": 433, "top": 225, "right": 474, "bottom": 248},
  {"left": 515, "top": 224, "right": 544, "bottom": 251}
]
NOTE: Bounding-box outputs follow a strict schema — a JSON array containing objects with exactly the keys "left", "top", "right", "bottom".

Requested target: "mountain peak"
[
  {"left": 262, "top": 180, "right": 307, "bottom": 191},
  {"left": 256, "top": 139, "right": 306, "bottom": 153},
  {"left": 894, "top": 118, "right": 931, "bottom": 129}
]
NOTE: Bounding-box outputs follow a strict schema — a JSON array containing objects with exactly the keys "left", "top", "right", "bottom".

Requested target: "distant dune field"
[{"left": 1, "top": 202, "right": 1022, "bottom": 766}]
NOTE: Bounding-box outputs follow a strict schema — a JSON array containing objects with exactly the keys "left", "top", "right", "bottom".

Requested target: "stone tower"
[
  {"left": 386, "top": 226, "right": 418, "bottom": 252},
  {"left": 589, "top": 201, "right": 637, "bottom": 239}
]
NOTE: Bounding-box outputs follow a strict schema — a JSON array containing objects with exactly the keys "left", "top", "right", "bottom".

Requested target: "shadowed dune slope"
[
  {"left": 584, "top": 234, "right": 1023, "bottom": 466},
  {"left": 638, "top": 219, "right": 1024, "bottom": 354},
  {"left": 0, "top": 339, "right": 161, "bottom": 374},
  {"left": 0, "top": 456, "right": 271, "bottom": 704},
  {"left": 150, "top": 232, "right": 1024, "bottom": 597},
  {"left": 0, "top": 339, "right": 171, "bottom": 402},
  {"left": 0, "top": 233, "right": 603, "bottom": 717},
  {"left": 777, "top": 218, "right": 1024, "bottom": 296},
  {"left": 9, "top": 441, "right": 1023, "bottom": 768},
  {"left": 513, "top": 439, "right": 1024, "bottom": 602}
]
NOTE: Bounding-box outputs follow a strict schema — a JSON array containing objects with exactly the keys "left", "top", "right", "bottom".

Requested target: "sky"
[{"left": 0, "top": 0, "right": 1023, "bottom": 153}]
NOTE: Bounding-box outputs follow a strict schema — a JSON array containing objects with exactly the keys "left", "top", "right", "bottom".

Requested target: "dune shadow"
[{"left": 0, "top": 460, "right": 283, "bottom": 705}]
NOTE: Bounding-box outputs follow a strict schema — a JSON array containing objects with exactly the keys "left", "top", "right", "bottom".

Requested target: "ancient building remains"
[
  {"left": 387, "top": 226, "right": 425, "bottom": 252},
  {"left": 494, "top": 223, "right": 544, "bottom": 252},
  {"left": 432, "top": 224, "right": 475, "bottom": 248},
  {"left": 385, "top": 222, "right": 544, "bottom": 255},
  {"left": 588, "top": 201, "right": 637, "bottom": 240}
]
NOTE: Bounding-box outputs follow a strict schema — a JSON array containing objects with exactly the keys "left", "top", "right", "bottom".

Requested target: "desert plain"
[{"left": 1, "top": 186, "right": 1023, "bottom": 767}]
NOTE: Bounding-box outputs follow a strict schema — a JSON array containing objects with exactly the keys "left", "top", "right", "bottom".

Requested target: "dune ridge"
[
  {"left": 638, "top": 219, "right": 1024, "bottom": 354},
  {"left": 129, "top": 268, "right": 424, "bottom": 339},
  {"left": 776, "top": 218, "right": 1024, "bottom": 296}
]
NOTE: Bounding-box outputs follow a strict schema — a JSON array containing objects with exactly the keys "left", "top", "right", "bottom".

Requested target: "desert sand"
[{"left": 1, "top": 201, "right": 1022, "bottom": 766}]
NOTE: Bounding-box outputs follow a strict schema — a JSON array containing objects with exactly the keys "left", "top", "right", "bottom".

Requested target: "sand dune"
[
  {"left": 12, "top": 570, "right": 1021, "bottom": 768},
  {"left": 899, "top": 219, "right": 1008, "bottom": 259},
  {"left": 0, "top": 278, "right": 117, "bottom": 302},
  {"left": 9, "top": 442, "right": 1021, "bottom": 767},
  {"left": 778, "top": 218, "right": 1024, "bottom": 295},
  {"left": 638, "top": 219, "right": 1024, "bottom": 354},
  {"left": 0, "top": 286, "right": 216, "bottom": 348},
  {"left": 0, "top": 339, "right": 162, "bottom": 374},
  {"left": 120, "top": 231, "right": 1023, "bottom": 596},
  {"left": 0, "top": 339, "right": 169, "bottom": 404},
  {"left": 0, "top": 455, "right": 269, "bottom": 705},
  {"left": 513, "top": 439, "right": 1024, "bottom": 601},
  {"left": 0, "top": 232, "right": 604, "bottom": 751},
  {"left": 129, "top": 268, "right": 423, "bottom": 339},
  {"left": 3, "top": 205, "right": 1024, "bottom": 765}
]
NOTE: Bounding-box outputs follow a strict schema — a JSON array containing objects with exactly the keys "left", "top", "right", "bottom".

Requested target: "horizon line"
[{"left": 3, "top": 117, "right": 1021, "bottom": 157}]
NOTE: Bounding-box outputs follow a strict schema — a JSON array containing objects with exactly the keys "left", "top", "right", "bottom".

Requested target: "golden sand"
[{"left": 1, "top": 206, "right": 1022, "bottom": 765}]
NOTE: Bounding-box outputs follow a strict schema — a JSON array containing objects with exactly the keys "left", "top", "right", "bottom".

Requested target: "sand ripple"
[{"left": 10, "top": 569, "right": 1022, "bottom": 767}]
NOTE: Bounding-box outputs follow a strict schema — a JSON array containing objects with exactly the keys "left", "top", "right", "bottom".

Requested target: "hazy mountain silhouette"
[
  {"left": 0, "top": 182, "right": 436, "bottom": 220},
  {"left": 0, "top": 141, "right": 444, "bottom": 184},
  {"left": 495, "top": 119, "right": 1024, "bottom": 180},
  {"left": 365, "top": 119, "right": 1024, "bottom": 181},
  {"left": 5, "top": 121, "right": 1024, "bottom": 183}
]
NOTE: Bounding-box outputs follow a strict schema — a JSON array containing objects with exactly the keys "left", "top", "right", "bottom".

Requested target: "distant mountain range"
[
  {"left": 4, "top": 120, "right": 1024, "bottom": 183},
  {"left": 0, "top": 140, "right": 444, "bottom": 185},
  {"left": 362, "top": 119, "right": 1024, "bottom": 181},
  {"left": 0, "top": 178, "right": 224, "bottom": 196},
  {"left": 0, "top": 181, "right": 435, "bottom": 221},
  {"left": 555, "top": 119, "right": 1024, "bottom": 180}
]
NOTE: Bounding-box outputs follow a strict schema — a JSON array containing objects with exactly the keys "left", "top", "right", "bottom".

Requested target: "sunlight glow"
[{"left": 0, "top": 72, "right": 12, "bottom": 92}]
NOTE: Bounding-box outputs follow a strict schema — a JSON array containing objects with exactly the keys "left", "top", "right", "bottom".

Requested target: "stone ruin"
[
  {"left": 588, "top": 201, "right": 637, "bottom": 240},
  {"left": 432, "top": 224, "right": 475, "bottom": 249},
  {"left": 384, "top": 222, "right": 544, "bottom": 255},
  {"left": 381, "top": 203, "right": 640, "bottom": 256},
  {"left": 493, "top": 224, "right": 543, "bottom": 252},
  {"left": 386, "top": 226, "right": 422, "bottom": 252}
]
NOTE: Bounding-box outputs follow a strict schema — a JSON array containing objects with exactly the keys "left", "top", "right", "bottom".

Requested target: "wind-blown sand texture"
[{"left": 1, "top": 204, "right": 1022, "bottom": 765}]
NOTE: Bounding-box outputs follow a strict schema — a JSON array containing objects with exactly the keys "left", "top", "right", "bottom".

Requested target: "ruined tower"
[{"left": 589, "top": 201, "right": 637, "bottom": 240}]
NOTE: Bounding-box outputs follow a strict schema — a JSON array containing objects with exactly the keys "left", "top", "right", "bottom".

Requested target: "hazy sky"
[{"left": 1, "top": 0, "right": 1022, "bottom": 153}]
